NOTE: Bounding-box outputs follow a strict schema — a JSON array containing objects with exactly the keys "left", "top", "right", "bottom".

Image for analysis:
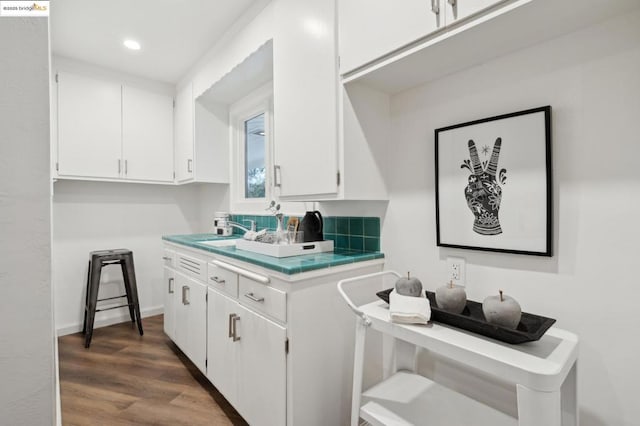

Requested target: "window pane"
[{"left": 244, "top": 113, "right": 265, "bottom": 199}]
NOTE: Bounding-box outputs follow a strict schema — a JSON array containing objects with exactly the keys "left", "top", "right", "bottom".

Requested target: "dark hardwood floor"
[{"left": 58, "top": 315, "right": 248, "bottom": 426}]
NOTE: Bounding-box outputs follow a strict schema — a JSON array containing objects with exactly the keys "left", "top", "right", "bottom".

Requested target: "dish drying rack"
[{"left": 337, "top": 271, "right": 579, "bottom": 426}]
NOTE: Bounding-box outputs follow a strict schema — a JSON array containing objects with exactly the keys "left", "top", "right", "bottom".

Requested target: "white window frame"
[{"left": 229, "top": 83, "right": 273, "bottom": 214}]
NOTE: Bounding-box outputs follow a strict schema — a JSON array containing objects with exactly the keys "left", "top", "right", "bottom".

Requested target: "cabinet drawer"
[
  {"left": 239, "top": 277, "right": 286, "bottom": 323},
  {"left": 176, "top": 253, "right": 207, "bottom": 282},
  {"left": 163, "top": 249, "right": 175, "bottom": 267},
  {"left": 207, "top": 262, "right": 238, "bottom": 298}
]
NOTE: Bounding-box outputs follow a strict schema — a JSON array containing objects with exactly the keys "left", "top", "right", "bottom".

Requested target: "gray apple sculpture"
[
  {"left": 435, "top": 280, "right": 467, "bottom": 314},
  {"left": 482, "top": 290, "right": 522, "bottom": 329},
  {"left": 395, "top": 272, "right": 423, "bottom": 297}
]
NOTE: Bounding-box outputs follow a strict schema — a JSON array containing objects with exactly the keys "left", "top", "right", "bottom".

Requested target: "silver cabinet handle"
[
  {"left": 274, "top": 165, "right": 281, "bottom": 187},
  {"left": 187, "top": 159, "right": 193, "bottom": 173},
  {"left": 212, "top": 260, "right": 270, "bottom": 284},
  {"left": 228, "top": 313, "right": 235, "bottom": 338},
  {"left": 162, "top": 256, "right": 172, "bottom": 261},
  {"left": 232, "top": 315, "right": 241, "bottom": 342},
  {"left": 431, "top": 0, "right": 440, "bottom": 14},
  {"left": 210, "top": 276, "right": 225, "bottom": 284},
  {"left": 118, "top": 159, "right": 121, "bottom": 174},
  {"left": 244, "top": 292, "right": 265, "bottom": 303},
  {"left": 182, "top": 285, "right": 190, "bottom": 305},
  {"left": 448, "top": 0, "right": 455, "bottom": 6},
  {"left": 168, "top": 277, "right": 174, "bottom": 294},
  {"left": 124, "top": 159, "right": 128, "bottom": 175}
]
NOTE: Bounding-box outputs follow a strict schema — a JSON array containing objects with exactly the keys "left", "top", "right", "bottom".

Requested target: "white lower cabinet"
[
  {"left": 174, "top": 271, "right": 207, "bottom": 373},
  {"left": 207, "top": 288, "right": 240, "bottom": 406},
  {"left": 236, "top": 303, "right": 286, "bottom": 426},
  {"left": 163, "top": 266, "right": 176, "bottom": 341},
  {"left": 163, "top": 243, "right": 384, "bottom": 425},
  {"left": 207, "top": 288, "right": 286, "bottom": 426}
]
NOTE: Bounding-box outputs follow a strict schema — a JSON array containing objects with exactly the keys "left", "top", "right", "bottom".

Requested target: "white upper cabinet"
[
  {"left": 273, "top": 0, "right": 339, "bottom": 198},
  {"left": 443, "top": 0, "right": 506, "bottom": 24},
  {"left": 340, "top": 0, "right": 640, "bottom": 93},
  {"left": 338, "top": 0, "right": 443, "bottom": 75},
  {"left": 57, "top": 72, "right": 122, "bottom": 179},
  {"left": 338, "top": 0, "right": 502, "bottom": 75},
  {"left": 174, "top": 82, "right": 229, "bottom": 184},
  {"left": 56, "top": 71, "right": 174, "bottom": 183},
  {"left": 174, "top": 83, "right": 194, "bottom": 183},
  {"left": 122, "top": 86, "right": 174, "bottom": 182}
]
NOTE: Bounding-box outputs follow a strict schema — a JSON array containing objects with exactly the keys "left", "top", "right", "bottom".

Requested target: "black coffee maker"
[{"left": 300, "top": 211, "right": 323, "bottom": 242}]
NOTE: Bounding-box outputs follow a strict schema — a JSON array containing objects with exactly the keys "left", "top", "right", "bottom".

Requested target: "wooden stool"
[{"left": 82, "top": 249, "right": 144, "bottom": 348}]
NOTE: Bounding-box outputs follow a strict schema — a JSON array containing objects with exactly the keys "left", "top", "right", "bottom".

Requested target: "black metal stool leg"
[
  {"left": 84, "top": 259, "right": 102, "bottom": 348},
  {"left": 123, "top": 254, "right": 143, "bottom": 336},
  {"left": 82, "top": 259, "right": 91, "bottom": 334},
  {"left": 120, "top": 260, "right": 136, "bottom": 323}
]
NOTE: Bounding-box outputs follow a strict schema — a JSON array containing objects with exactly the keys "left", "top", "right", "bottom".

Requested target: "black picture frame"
[{"left": 435, "top": 106, "right": 552, "bottom": 256}]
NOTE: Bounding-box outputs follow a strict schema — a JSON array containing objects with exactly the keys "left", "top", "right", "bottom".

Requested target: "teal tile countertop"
[{"left": 162, "top": 233, "right": 384, "bottom": 275}]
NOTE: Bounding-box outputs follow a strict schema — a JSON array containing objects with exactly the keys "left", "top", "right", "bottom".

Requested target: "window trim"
[{"left": 229, "top": 83, "right": 273, "bottom": 214}]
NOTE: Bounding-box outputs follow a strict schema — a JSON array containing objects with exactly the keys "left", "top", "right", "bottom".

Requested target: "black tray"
[{"left": 376, "top": 289, "right": 556, "bottom": 344}]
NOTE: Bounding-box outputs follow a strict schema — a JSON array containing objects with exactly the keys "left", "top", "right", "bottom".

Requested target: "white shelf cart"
[{"left": 337, "top": 271, "right": 579, "bottom": 426}]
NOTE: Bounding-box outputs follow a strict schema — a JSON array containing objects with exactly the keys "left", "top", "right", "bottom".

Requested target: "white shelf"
[
  {"left": 342, "top": 0, "right": 640, "bottom": 94},
  {"left": 361, "top": 371, "right": 515, "bottom": 426},
  {"left": 360, "top": 300, "right": 578, "bottom": 392},
  {"left": 339, "top": 271, "right": 578, "bottom": 426}
]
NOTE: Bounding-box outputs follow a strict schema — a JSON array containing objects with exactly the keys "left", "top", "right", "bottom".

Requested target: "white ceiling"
[{"left": 50, "top": 0, "right": 263, "bottom": 83}]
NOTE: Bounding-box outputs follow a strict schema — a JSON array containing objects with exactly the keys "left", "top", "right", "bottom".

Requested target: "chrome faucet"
[{"left": 227, "top": 220, "right": 256, "bottom": 233}]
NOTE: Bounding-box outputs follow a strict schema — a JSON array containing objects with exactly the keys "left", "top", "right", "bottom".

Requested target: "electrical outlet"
[{"left": 446, "top": 257, "right": 466, "bottom": 287}]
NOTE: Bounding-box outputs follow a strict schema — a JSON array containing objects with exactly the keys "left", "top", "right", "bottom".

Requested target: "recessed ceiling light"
[{"left": 123, "top": 39, "right": 141, "bottom": 50}]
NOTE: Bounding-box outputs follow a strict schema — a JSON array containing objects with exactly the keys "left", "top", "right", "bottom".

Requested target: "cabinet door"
[
  {"left": 122, "top": 86, "right": 174, "bottom": 182},
  {"left": 236, "top": 304, "right": 286, "bottom": 426},
  {"left": 207, "top": 288, "right": 239, "bottom": 408},
  {"left": 173, "top": 272, "right": 189, "bottom": 352},
  {"left": 163, "top": 267, "right": 176, "bottom": 340},
  {"left": 174, "top": 83, "right": 194, "bottom": 183},
  {"left": 57, "top": 71, "right": 122, "bottom": 178},
  {"left": 443, "top": 0, "right": 503, "bottom": 25},
  {"left": 338, "top": 0, "right": 442, "bottom": 74},
  {"left": 273, "top": 0, "right": 338, "bottom": 197},
  {"left": 174, "top": 272, "right": 207, "bottom": 373}
]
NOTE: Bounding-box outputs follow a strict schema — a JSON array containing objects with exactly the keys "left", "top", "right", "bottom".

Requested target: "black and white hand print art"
[
  {"left": 435, "top": 106, "right": 552, "bottom": 256},
  {"left": 461, "top": 138, "right": 507, "bottom": 236}
]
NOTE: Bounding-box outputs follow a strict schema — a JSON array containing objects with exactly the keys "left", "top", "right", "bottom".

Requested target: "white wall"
[
  {"left": 0, "top": 17, "right": 55, "bottom": 425},
  {"left": 53, "top": 181, "right": 228, "bottom": 335},
  {"left": 179, "top": 1, "right": 274, "bottom": 98},
  {"left": 381, "top": 10, "right": 640, "bottom": 426}
]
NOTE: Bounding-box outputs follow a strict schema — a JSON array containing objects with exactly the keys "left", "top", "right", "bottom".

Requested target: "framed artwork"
[{"left": 435, "top": 106, "right": 552, "bottom": 256}]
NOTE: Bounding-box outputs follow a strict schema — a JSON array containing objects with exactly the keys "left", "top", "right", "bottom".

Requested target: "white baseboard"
[{"left": 56, "top": 306, "right": 164, "bottom": 337}]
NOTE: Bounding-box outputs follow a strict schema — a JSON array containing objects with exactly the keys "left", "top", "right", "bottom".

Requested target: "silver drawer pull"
[
  {"left": 244, "top": 292, "right": 265, "bottom": 303},
  {"left": 210, "top": 276, "right": 225, "bottom": 284},
  {"left": 162, "top": 256, "right": 172, "bottom": 261},
  {"left": 431, "top": 0, "right": 440, "bottom": 14},
  {"left": 232, "top": 315, "right": 241, "bottom": 342},
  {"left": 168, "top": 277, "right": 174, "bottom": 294},
  {"left": 182, "top": 286, "right": 190, "bottom": 305},
  {"left": 228, "top": 313, "right": 235, "bottom": 338}
]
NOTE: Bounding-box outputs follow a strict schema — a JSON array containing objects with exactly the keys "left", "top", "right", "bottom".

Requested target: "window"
[
  {"left": 244, "top": 113, "right": 266, "bottom": 199},
  {"left": 230, "top": 83, "right": 272, "bottom": 213}
]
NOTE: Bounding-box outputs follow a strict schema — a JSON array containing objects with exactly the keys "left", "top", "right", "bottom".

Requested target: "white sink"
[{"left": 198, "top": 239, "right": 239, "bottom": 247}]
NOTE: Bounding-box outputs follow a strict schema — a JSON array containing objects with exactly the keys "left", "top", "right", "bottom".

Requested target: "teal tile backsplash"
[{"left": 229, "top": 214, "right": 381, "bottom": 253}]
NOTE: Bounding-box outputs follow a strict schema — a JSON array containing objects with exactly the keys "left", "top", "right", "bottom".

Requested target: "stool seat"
[{"left": 83, "top": 249, "right": 143, "bottom": 348}]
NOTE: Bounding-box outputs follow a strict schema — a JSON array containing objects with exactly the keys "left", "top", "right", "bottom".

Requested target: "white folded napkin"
[
  {"left": 389, "top": 289, "right": 431, "bottom": 324},
  {"left": 243, "top": 229, "right": 267, "bottom": 241}
]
